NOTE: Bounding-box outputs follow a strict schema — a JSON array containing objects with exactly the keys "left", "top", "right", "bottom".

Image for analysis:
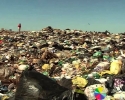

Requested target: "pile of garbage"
[{"left": 0, "top": 27, "right": 125, "bottom": 100}]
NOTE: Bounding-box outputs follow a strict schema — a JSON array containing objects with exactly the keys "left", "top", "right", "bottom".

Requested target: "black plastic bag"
[
  {"left": 58, "top": 78, "right": 72, "bottom": 89},
  {"left": 105, "top": 74, "right": 125, "bottom": 95},
  {"left": 14, "top": 70, "right": 88, "bottom": 100},
  {"left": 105, "top": 76, "right": 115, "bottom": 95},
  {"left": 85, "top": 78, "right": 101, "bottom": 87},
  {"left": 14, "top": 70, "right": 68, "bottom": 100}
]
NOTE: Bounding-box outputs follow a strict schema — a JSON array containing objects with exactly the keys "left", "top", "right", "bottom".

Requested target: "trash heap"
[{"left": 0, "top": 27, "right": 125, "bottom": 100}]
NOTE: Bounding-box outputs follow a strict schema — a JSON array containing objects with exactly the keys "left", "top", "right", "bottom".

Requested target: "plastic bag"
[
  {"left": 72, "top": 77, "right": 88, "bottom": 88},
  {"left": 58, "top": 78, "right": 72, "bottom": 89},
  {"left": 14, "top": 70, "right": 88, "bottom": 100},
  {"left": 42, "top": 64, "right": 50, "bottom": 70},
  {"left": 84, "top": 84, "right": 108, "bottom": 100},
  {"left": 93, "top": 51, "right": 102, "bottom": 58},
  {"left": 113, "top": 92, "right": 125, "bottom": 99},
  {"left": 110, "top": 60, "right": 122, "bottom": 74},
  {"left": 93, "top": 62, "right": 110, "bottom": 72},
  {"left": 105, "top": 75, "right": 125, "bottom": 95},
  {"left": 15, "top": 70, "right": 67, "bottom": 100}
]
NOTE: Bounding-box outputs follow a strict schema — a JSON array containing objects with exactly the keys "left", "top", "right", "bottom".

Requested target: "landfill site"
[{"left": 0, "top": 26, "right": 125, "bottom": 100}]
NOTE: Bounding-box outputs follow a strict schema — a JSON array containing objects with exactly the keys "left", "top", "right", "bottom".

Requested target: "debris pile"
[{"left": 0, "top": 27, "right": 125, "bottom": 100}]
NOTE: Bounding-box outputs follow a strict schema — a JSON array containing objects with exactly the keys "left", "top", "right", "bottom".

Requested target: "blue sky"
[{"left": 0, "top": 0, "right": 125, "bottom": 33}]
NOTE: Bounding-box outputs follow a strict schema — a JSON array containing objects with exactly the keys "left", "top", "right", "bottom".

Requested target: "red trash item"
[{"left": 0, "top": 40, "right": 3, "bottom": 44}]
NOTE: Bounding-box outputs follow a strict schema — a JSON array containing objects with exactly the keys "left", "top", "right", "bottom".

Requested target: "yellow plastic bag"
[
  {"left": 2, "top": 95, "right": 9, "bottom": 100},
  {"left": 83, "top": 42, "right": 87, "bottom": 48},
  {"left": 74, "top": 64, "right": 80, "bottom": 69},
  {"left": 110, "top": 60, "right": 122, "bottom": 75},
  {"left": 100, "top": 71, "right": 112, "bottom": 76},
  {"left": 72, "top": 77, "right": 88, "bottom": 88},
  {"left": 17, "top": 43, "right": 24, "bottom": 47},
  {"left": 100, "top": 60, "right": 122, "bottom": 76},
  {"left": 42, "top": 64, "right": 50, "bottom": 70}
]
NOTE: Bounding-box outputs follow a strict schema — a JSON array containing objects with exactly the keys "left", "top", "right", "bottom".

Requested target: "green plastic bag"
[
  {"left": 69, "top": 58, "right": 76, "bottom": 62},
  {"left": 103, "top": 55, "right": 110, "bottom": 60},
  {"left": 109, "top": 57, "right": 115, "bottom": 62},
  {"left": 82, "top": 75, "right": 88, "bottom": 79},
  {"left": 93, "top": 73, "right": 100, "bottom": 79},
  {"left": 93, "top": 51, "right": 102, "bottom": 57},
  {"left": 43, "top": 71, "right": 49, "bottom": 76},
  {"left": 58, "top": 60, "right": 63, "bottom": 66},
  {"left": 75, "top": 89, "right": 84, "bottom": 94}
]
